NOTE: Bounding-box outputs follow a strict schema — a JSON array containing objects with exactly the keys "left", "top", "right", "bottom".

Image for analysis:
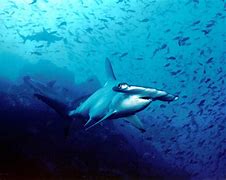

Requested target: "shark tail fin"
[
  {"left": 34, "top": 93, "right": 74, "bottom": 138},
  {"left": 24, "top": 76, "right": 69, "bottom": 117},
  {"left": 34, "top": 93, "right": 70, "bottom": 119},
  {"left": 105, "top": 58, "right": 116, "bottom": 82}
]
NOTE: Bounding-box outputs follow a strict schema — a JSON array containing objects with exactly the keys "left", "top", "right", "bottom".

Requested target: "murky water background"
[{"left": 0, "top": 0, "right": 225, "bottom": 179}]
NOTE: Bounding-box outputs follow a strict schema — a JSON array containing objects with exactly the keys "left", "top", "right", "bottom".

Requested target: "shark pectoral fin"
[
  {"left": 85, "top": 111, "right": 115, "bottom": 131},
  {"left": 126, "top": 115, "right": 146, "bottom": 133},
  {"left": 84, "top": 117, "right": 92, "bottom": 127}
]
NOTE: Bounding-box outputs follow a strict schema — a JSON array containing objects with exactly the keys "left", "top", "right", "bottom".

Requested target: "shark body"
[
  {"left": 25, "top": 58, "right": 178, "bottom": 133},
  {"left": 17, "top": 28, "right": 63, "bottom": 46}
]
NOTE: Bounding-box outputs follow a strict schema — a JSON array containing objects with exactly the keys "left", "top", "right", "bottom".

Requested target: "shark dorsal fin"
[{"left": 105, "top": 58, "right": 116, "bottom": 82}]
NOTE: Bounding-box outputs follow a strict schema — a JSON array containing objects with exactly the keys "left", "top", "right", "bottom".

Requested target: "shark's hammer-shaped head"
[
  {"left": 103, "top": 58, "right": 178, "bottom": 116},
  {"left": 110, "top": 83, "right": 154, "bottom": 115},
  {"left": 113, "top": 82, "right": 178, "bottom": 102},
  {"left": 108, "top": 81, "right": 178, "bottom": 118},
  {"left": 113, "top": 83, "right": 156, "bottom": 100}
]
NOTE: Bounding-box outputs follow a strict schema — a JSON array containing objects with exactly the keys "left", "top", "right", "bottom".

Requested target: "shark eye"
[{"left": 118, "top": 83, "right": 128, "bottom": 89}]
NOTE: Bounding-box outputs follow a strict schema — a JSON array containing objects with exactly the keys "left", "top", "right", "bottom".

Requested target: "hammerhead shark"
[
  {"left": 25, "top": 58, "right": 178, "bottom": 133},
  {"left": 17, "top": 28, "right": 63, "bottom": 46}
]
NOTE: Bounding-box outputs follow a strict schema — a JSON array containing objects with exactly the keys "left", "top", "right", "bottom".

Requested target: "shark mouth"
[{"left": 139, "top": 96, "right": 151, "bottom": 100}]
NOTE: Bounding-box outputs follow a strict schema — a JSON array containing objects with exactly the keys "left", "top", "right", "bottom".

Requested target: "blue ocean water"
[{"left": 0, "top": 0, "right": 225, "bottom": 179}]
